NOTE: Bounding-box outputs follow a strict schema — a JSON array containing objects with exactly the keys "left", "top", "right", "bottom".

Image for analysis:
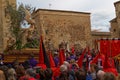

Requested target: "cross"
[{"left": 49, "top": 3, "right": 52, "bottom": 8}]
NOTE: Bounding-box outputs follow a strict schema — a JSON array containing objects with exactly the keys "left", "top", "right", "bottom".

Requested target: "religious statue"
[{"left": 23, "top": 9, "right": 39, "bottom": 48}]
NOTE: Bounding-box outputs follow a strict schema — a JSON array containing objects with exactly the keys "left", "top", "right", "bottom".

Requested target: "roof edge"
[
  {"left": 110, "top": 18, "right": 117, "bottom": 22},
  {"left": 91, "top": 31, "right": 111, "bottom": 36},
  {"left": 114, "top": 1, "right": 120, "bottom": 5},
  {"left": 34, "top": 8, "right": 91, "bottom": 14}
]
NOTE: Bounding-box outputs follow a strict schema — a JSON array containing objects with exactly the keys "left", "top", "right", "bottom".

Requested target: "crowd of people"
[{"left": 0, "top": 47, "right": 119, "bottom": 80}]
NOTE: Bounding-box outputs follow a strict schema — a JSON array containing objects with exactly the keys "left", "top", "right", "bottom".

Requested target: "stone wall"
[
  {"left": 110, "top": 1, "right": 120, "bottom": 38},
  {"left": 110, "top": 18, "right": 119, "bottom": 38},
  {"left": 0, "top": 0, "right": 16, "bottom": 53},
  {"left": 0, "top": 0, "right": 3, "bottom": 52},
  {"left": 33, "top": 9, "right": 92, "bottom": 49},
  {"left": 115, "top": 1, "right": 120, "bottom": 33}
]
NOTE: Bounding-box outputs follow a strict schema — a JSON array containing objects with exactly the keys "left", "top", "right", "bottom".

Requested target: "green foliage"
[{"left": 23, "top": 39, "right": 39, "bottom": 48}]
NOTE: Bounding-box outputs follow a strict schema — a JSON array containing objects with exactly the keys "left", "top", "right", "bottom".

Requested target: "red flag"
[
  {"left": 90, "top": 53, "right": 105, "bottom": 67},
  {"left": 49, "top": 51, "right": 55, "bottom": 67},
  {"left": 90, "top": 54, "right": 99, "bottom": 64},
  {"left": 71, "top": 46, "right": 75, "bottom": 54},
  {"left": 77, "top": 48, "right": 87, "bottom": 68},
  {"left": 59, "top": 49, "right": 65, "bottom": 66},
  {"left": 39, "top": 36, "right": 44, "bottom": 64},
  {"left": 38, "top": 36, "right": 50, "bottom": 68},
  {"left": 53, "top": 67, "right": 60, "bottom": 79}
]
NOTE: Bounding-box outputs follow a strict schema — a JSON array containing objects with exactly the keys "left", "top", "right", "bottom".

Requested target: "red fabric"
[
  {"left": 19, "top": 76, "right": 28, "bottom": 80},
  {"left": 103, "top": 56, "right": 118, "bottom": 76},
  {"left": 28, "top": 78, "right": 36, "bottom": 80},
  {"left": 100, "top": 40, "right": 111, "bottom": 57},
  {"left": 100, "top": 40, "right": 120, "bottom": 76},
  {"left": 99, "top": 40, "right": 118, "bottom": 76},
  {"left": 100, "top": 40, "right": 120, "bottom": 57},
  {"left": 71, "top": 46, "right": 75, "bottom": 54},
  {"left": 104, "top": 68, "right": 118, "bottom": 76},
  {"left": 51, "top": 67, "right": 58, "bottom": 72},
  {"left": 35, "top": 74, "right": 40, "bottom": 79},
  {"left": 59, "top": 49, "right": 65, "bottom": 66},
  {"left": 36, "top": 64, "right": 47, "bottom": 69},
  {"left": 90, "top": 53, "right": 105, "bottom": 67},
  {"left": 103, "top": 52, "right": 118, "bottom": 76},
  {"left": 19, "top": 76, "right": 36, "bottom": 80},
  {"left": 87, "top": 47, "right": 91, "bottom": 55},
  {"left": 111, "top": 40, "right": 120, "bottom": 57},
  {"left": 103, "top": 55, "right": 108, "bottom": 69},
  {"left": 49, "top": 52, "right": 55, "bottom": 67},
  {"left": 90, "top": 54, "right": 99, "bottom": 64},
  {"left": 103, "top": 55, "right": 115, "bottom": 69},
  {"left": 39, "top": 36, "right": 44, "bottom": 64},
  {"left": 77, "top": 48, "right": 87, "bottom": 68},
  {"left": 53, "top": 67, "right": 60, "bottom": 79}
]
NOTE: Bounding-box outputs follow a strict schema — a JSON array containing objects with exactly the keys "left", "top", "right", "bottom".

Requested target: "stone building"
[
  {"left": 32, "top": 9, "right": 92, "bottom": 49},
  {"left": 110, "top": 1, "right": 120, "bottom": 38},
  {"left": 91, "top": 31, "right": 111, "bottom": 48},
  {"left": 0, "top": 0, "right": 16, "bottom": 52}
]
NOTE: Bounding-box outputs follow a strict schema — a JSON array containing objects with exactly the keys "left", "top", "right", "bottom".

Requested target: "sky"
[{"left": 17, "top": 0, "right": 119, "bottom": 32}]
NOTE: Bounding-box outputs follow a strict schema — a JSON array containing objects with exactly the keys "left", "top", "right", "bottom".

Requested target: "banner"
[
  {"left": 100, "top": 40, "right": 110, "bottom": 56},
  {"left": 111, "top": 40, "right": 120, "bottom": 57},
  {"left": 100, "top": 39, "right": 120, "bottom": 57}
]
